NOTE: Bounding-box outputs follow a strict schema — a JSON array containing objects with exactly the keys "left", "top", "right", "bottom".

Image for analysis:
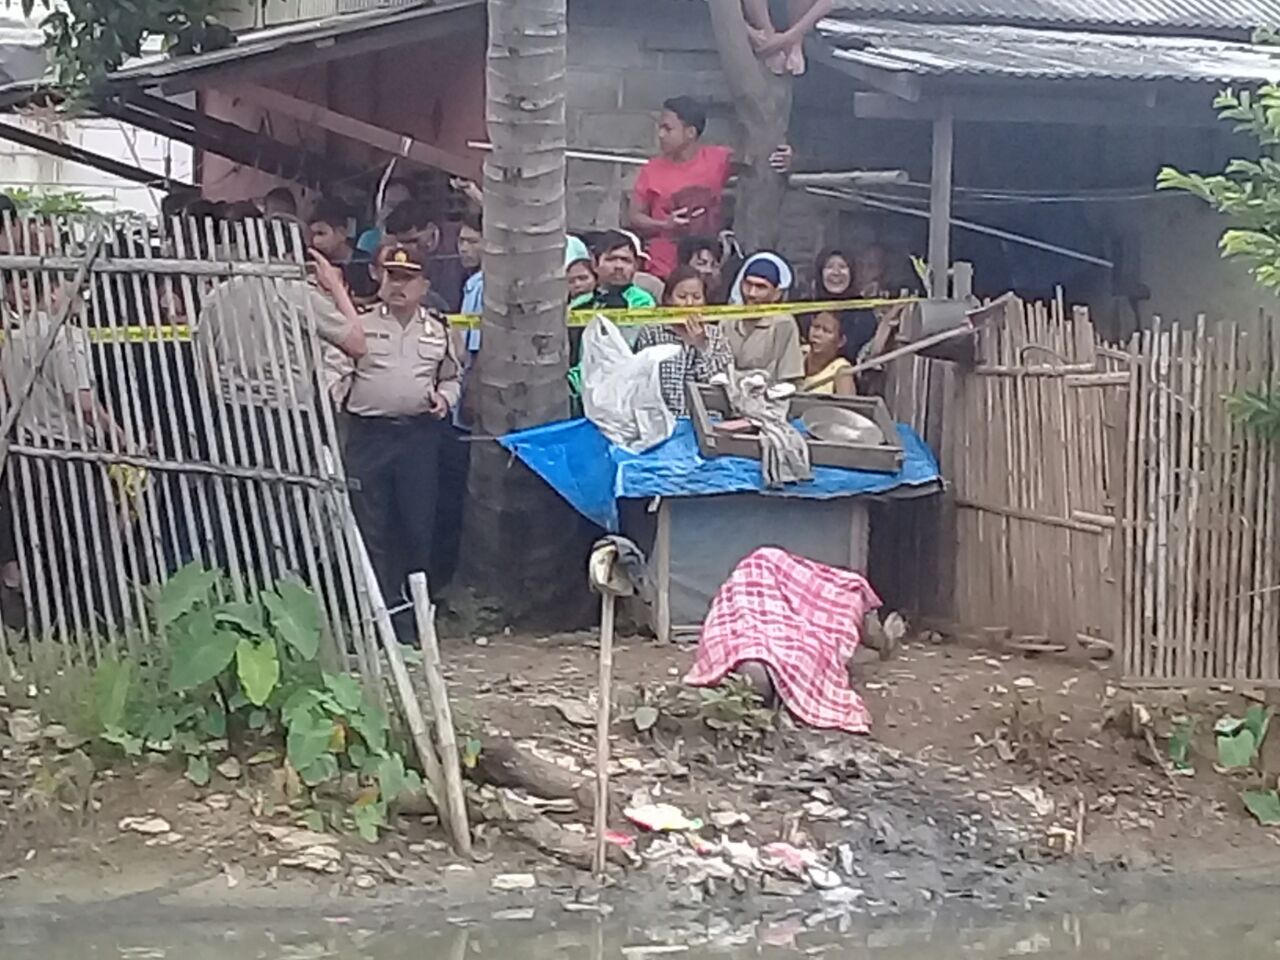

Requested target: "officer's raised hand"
[{"left": 308, "top": 249, "right": 346, "bottom": 296}]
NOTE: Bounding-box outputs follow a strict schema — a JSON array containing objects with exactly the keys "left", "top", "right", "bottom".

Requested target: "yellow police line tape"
[
  {"left": 446, "top": 296, "right": 916, "bottom": 329},
  {"left": 32, "top": 296, "right": 917, "bottom": 344}
]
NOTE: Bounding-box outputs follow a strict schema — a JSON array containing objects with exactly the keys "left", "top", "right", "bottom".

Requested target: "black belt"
[{"left": 346, "top": 412, "right": 438, "bottom": 428}]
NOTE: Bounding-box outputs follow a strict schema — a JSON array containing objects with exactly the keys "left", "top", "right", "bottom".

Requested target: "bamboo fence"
[
  {"left": 1121, "top": 313, "right": 1280, "bottom": 682},
  {"left": 886, "top": 294, "right": 1280, "bottom": 682},
  {"left": 0, "top": 215, "right": 379, "bottom": 676}
]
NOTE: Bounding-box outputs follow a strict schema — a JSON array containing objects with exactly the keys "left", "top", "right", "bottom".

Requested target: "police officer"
[{"left": 336, "top": 244, "right": 461, "bottom": 628}]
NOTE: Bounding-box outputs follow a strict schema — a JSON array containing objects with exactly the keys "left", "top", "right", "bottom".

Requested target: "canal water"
[{"left": 2, "top": 891, "right": 1275, "bottom": 958}]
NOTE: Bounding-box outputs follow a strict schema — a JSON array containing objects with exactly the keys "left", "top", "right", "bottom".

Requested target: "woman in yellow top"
[{"left": 801, "top": 311, "right": 856, "bottom": 395}]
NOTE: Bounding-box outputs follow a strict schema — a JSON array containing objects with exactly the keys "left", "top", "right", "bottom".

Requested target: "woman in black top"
[{"left": 813, "top": 248, "right": 876, "bottom": 361}]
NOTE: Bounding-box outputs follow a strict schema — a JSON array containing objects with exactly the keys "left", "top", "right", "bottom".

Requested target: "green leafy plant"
[
  {"left": 1167, "top": 716, "right": 1196, "bottom": 772},
  {"left": 1225, "top": 389, "right": 1280, "bottom": 439},
  {"left": 90, "top": 562, "right": 421, "bottom": 841},
  {"left": 2, "top": 187, "right": 109, "bottom": 216},
  {"left": 1159, "top": 85, "right": 1280, "bottom": 438},
  {"left": 1215, "top": 706, "right": 1272, "bottom": 770},
  {"left": 698, "top": 677, "right": 777, "bottom": 739},
  {"left": 7, "top": 0, "right": 233, "bottom": 95},
  {"left": 1243, "top": 788, "right": 1280, "bottom": 825}
]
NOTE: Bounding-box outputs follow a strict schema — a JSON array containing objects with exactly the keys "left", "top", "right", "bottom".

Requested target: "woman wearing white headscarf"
[{"left": 723, "top": 251, "right": 804, "bottom": 384}]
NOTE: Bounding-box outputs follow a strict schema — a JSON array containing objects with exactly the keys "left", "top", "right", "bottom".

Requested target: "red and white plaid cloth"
[{"left": 684, "top": 547, "right": 879, "bottom": 733}]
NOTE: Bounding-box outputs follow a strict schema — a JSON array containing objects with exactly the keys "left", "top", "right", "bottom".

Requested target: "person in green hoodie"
[{"left": 588, "top": 230, "right": 658, "bottom": 311}]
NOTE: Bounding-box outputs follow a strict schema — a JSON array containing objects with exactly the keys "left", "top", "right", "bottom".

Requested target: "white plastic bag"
[{"left": 581, "top": 315, "right": 680, "bottom": 453}]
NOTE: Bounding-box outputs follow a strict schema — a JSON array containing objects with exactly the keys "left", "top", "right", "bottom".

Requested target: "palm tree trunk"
[{"left": 460, "top": 0, "right": 591, "bottom": 627}]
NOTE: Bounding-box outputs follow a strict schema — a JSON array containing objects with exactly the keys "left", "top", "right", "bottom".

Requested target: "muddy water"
[{"left": 3, "top": 892, "right": 1278, "bottom": 960}]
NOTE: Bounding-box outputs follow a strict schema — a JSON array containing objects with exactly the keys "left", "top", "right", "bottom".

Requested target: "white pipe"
[{"left": 809, "top": 187, "right": 1115, "bottom": 269}]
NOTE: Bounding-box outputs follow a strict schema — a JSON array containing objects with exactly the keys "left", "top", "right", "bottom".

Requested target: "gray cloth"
[{"left": 722, "top": 369, "right": 812, "bottom": 488}]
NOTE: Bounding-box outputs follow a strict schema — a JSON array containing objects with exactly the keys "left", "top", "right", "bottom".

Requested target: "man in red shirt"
[{"left": 628, "top": 96, "right": 792, "bottom": 279}]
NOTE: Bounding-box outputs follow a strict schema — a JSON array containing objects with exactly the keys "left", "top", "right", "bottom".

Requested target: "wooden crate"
[{"left": 686, "top": 383, "right": 905, "bottom": 474}]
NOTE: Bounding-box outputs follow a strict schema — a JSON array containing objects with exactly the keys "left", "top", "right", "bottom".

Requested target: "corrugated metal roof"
[
  {"left": 818, "top": 19, "right": 1280, "bottom": 82},
  {"left": 108, "top": 0, "right": 481, "bottom": 85},
  {"left": 828, "top": 0, "right": 1280, "bottom": 33}
]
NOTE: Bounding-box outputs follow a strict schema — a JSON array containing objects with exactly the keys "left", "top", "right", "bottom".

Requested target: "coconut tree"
[{"left": 460, "top": 0, "right": 584, "bottom": 625}]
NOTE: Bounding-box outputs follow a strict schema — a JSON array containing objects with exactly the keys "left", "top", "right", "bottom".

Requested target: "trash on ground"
[
  {"left": 118, "top": 816, "right": 173, "bottom": 836},
  {"left": 491, "top": 873, "right": 537, "bottom": 892},
  {"left": 625, "top": 802, "right": 703, "bottom": 832}
]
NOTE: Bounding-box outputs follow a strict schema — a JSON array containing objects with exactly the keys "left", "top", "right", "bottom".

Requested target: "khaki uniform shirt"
[
  {"left": 197, "top": 277, "right": 351, "bottom": 408},
  {"left": 724, "top": 313, "right": 805, "bottom": 384},
  {"left": 0, "top": 310, "right": 95, "bottom": 447},
  {"left": 336, "top": 306, "right": 461, "bottom": 418}
]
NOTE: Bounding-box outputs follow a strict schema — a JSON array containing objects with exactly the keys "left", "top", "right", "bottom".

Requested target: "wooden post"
[
  {"left": 348, "top": 519, "right": 448, "bottom": 818},
  {"left": 410, "top": 572, "right": 473, "bottom": 858},
  {"left": 593, "top": 591, "right": 617, "bottom": 877},
  {"left": 928, "top": 113, "right": 954, "bottom": 299}
]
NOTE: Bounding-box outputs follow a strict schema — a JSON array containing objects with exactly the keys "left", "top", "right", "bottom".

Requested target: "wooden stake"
[
  {"left": 593, "top": 591, "right": 617, "bottom": 878},
  {"left": 409, "top": 572, "right": 472, "bottom": 858},
  {"left": 348, "top": 521, "right": 447, "bottom": 817}
]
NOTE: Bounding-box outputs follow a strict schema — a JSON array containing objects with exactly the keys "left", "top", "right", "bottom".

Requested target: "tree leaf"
[
  {"left": 1218, "top": 729, "right": 1257, "bottom": 770},
  {"left": 351, "top": 801, "right": 383, "bottom": 843},
  {"left": 185, "top": 754, "right": 211, "bottom": 787},
  {"left": 92, "top": 659, "right": 131, "bottom": 729},
  {"left": 299, "top": 753, "right": 339, "bottom": 788},
  {"left": 102, "top": 725, "right": 143, "bottom": 757},
  {"left": 322, "top": 672, "right": 363, "bottom": 714},
  {"left": 199, "top": 703, "right": 227, "bottom": 739},
  {"left": 215, "top": 602, "right": 265, "bottom": 636},
  {"left": 1243, "top": 789, "right": 1280, "bottom": 825},
  {"left": 634, "top": 706, "right": 660, "bottom": 732},
  {"left": 236, "top": 638, "right": 280, "bottom": 707},
  {"left": 1244, "top": 705, "right": 1272, "bottom": 748},
  {"left": 376, "top": 754, "right": 406, "bottom": 803},
  {"left": 169, "top": 611, "right": 238, "bottom": 692},
  {"left": 348, "top": 740, "right": 368, "bottom": 770},
  {"left": 461, "top": 737, "right": 483, "bottom": 769},
  {"left": 157, "top": 562, "right": 216, "bottom": 626},
  {"left": 281, "top": 687, "right": 321, "bottom": 730},
  {"left": 141, "top": 706, "right": 177, "bottom": 744},
  {"left": 264, "top": 581, "right": 322, "bottom": 661},
  {"left": 348, "top": 704, "right": 388, "bottom": 755},
  {"left": 287, "top": 712, "right": 335, "bottom": 772}
]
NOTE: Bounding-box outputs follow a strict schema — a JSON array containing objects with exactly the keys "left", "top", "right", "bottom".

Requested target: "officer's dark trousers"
[{"left": 344, "top": 413, "right": 442, "bottom": 635}]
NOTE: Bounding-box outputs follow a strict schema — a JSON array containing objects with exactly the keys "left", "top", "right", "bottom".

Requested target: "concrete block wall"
[
  {"left": 564, "top": 0, "right": 836, "bottom": 274},
  {"left": 565, "top": 0, "right": 740, "bottom": 233}
]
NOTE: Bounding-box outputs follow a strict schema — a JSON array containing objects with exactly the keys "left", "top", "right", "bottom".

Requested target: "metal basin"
[{"left": 801, "top": 406, "right": 886, "bottom": 446}]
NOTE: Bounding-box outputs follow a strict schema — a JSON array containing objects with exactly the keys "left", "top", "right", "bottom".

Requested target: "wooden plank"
[
  {"left": 927, "top": 113, "right": 954, "bottom": 299},
  {"left": 0, "top": 120, "right": 192, "bottom": 191},
  {"left": 655, "top": 500, "right": 672, "bottom": 645},
  {"left": 235, "top": 84, "right": 480, "bottom": 179}
]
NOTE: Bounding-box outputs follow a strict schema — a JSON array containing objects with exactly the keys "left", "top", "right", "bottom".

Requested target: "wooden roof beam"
[
  {"left": 233, "top": 84, "right": 481, "bottom": 180},
  {"left": 0, "top": 119, "right": 192, "bottom": 191}
]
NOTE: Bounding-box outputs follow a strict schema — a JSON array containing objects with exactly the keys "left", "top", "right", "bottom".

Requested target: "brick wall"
[
  {"left": 565, "top": 0, "right": 736, "bottom": 232},
  {"left": 565, "top": 0, "right": 835, "bottom": 280}
]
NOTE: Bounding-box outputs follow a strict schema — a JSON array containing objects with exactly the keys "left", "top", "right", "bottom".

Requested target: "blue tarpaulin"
[{"left": 497, "top": 418, "right": 943, "bottom": 531}]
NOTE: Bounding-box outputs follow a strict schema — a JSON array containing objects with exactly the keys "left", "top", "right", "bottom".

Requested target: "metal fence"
[{"left": 0, "top": 215, "right": 378, "bottom": 675}]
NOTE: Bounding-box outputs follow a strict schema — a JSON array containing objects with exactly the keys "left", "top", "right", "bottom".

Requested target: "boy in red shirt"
[{"left": 628, "top": 96, "right": 792, "bottom": 279}]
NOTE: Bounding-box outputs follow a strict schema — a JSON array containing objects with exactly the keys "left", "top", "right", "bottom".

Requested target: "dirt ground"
[{"left": 4, "top": 629, "right": 1280, "bottom": 919}]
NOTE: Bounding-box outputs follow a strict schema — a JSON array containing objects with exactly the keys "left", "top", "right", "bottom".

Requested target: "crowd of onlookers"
[{"left": 0, "top": 86, "right": 911, "bottom": 634}]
